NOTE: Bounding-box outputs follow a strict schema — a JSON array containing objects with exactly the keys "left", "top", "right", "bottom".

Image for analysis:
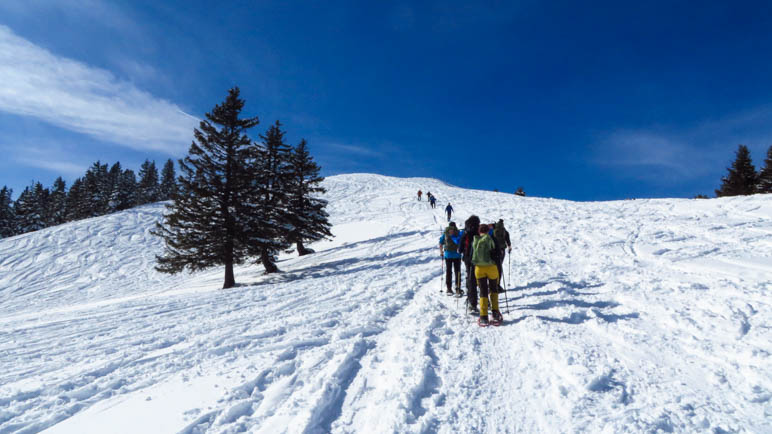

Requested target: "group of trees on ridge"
[
  {"left": 1, "top": 87, "right": 333, "bottom": 290},
  {"left": 715, "top": 144, "right": 772, "bottom": 197},
  {"left": 152, "top": 87, "right": 332, "bottom": 288},
  {"left": 0, "top": 159, "right": 177, "bottom": 238}
]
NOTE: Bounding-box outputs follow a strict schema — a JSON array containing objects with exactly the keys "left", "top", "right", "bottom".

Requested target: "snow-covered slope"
[{"left": 1, "top": 173, "right": 770, "bottom": 433}]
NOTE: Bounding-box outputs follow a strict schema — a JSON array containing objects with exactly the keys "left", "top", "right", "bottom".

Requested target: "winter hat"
[
  {"left": 448, "top": 221, "right": 456, "bottom": 228},
  {"left": 478, "top": 224, "right": 489, "bottom": 234}
]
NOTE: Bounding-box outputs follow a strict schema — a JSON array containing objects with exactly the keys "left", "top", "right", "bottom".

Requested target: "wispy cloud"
[
  {"left": 1, "top": 141, "right": 85, "bottom": 176},
  {"left": 595, "top": 106, "right": 772, "bottom": 181},
  {"left": 325, "top": 143, "right": 384, "bottom": 157},
  {"left": 0, "top": 25, "right": 198, "bottom": 155},
  {"left": 15, "top": 157, "right": 84, "bottom": 176}
]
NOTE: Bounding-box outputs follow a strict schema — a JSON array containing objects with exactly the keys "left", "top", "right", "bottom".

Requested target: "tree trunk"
[
  {"left": 261, "top": 249, "right": 279, "bottom": 273},
  {"left": 296, "top": 240, "right": 311, "bottom": 256},
  {"left": 223, "top": 260, "right": 236, "bottom": 289}
]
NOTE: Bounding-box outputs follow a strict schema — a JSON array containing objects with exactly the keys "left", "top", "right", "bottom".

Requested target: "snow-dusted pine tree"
[
  {"left": 0, "top": 186, "right": 15, "bottom": 238},
  {"left": 48, "top": 177, "right": 67, "bottom": 226},
  {"left": 137, "top": 160, "right": 161, "bottom": 205},
  {"left": 159, "top": 159, "right": 178, "bottom": 200},
  {"left": 82, "top": 161, "right": 110, "bottom": 217},
  {"left": 246, "top": 120, "right": 294, "bottom": 273},
  {"left": 286, "top": 139, "right": 332, "bottom": 256},
  {"left": 757, "top": 145, "right": 772, "bottom": 194},
  {"left": 66, "top": 178, "right": 91, "bottom": 221},
  {"left": 108, "top": 169, "right": 138, "bottom": 212},
  {"left": 153, "top": 87, "right": 260, "bottom": 289},
  {"left": 14, "top": 183, "right": 47, "bottom": 233},
  {"left": 716, "top": 145, "right": 758, "bottom": 197}
]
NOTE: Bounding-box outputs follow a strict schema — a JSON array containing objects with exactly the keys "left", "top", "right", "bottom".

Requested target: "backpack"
[
  {"left": 461, "top": 215, "right": 480, "bottom": 262},
  {"left": 493, "top": 222, "right": 507, "bottom": 246},
  {"left": 444, "top": 227, "right": 459, "bottom": 251}
]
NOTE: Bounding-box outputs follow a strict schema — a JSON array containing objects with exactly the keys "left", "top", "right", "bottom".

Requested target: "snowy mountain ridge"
[{"left": 1, "top": 173, "right": 770, "bottom": 433}]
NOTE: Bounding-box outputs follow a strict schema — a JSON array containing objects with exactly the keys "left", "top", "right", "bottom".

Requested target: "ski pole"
[{"left": 504, "top": 252, "right": 511, "bottom": 314}]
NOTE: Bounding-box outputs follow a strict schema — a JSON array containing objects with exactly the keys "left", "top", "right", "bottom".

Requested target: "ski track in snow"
[{"left": 0, "top": 173, "right": 770, "bottom": 433}]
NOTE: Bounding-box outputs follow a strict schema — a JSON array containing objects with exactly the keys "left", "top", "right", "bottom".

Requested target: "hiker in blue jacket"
[
  {"left": 445, "top": 203, "right": 454, "bottom": 221},
  {"left": 439, "top": 222, "right": 463, "bottom": 296}
]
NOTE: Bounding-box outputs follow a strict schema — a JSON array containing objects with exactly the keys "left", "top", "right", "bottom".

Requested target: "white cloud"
[
  {"left": 325, "top": 143, "right": 383, "bottom": 157},
  {"left": 15, "top": 157, "right": 84, "bottom": 176},
  {"left": 596, "top": 107, "right": 772, "bottom": 181},
  {"left": 0, "top": 25, "right": 198, "bottom": 155}
]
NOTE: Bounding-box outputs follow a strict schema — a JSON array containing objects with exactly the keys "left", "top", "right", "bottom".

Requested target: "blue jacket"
[{"left": 439, "top": 233, "right": 462, "bottom": 259}]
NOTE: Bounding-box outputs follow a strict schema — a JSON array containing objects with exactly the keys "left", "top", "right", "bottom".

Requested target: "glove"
[{"left": 508, "top": 247, "right": 512, "bottom": 253}]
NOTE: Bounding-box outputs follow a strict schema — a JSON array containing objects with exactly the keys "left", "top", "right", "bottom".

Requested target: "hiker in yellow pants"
[{"left": 472, "top": 223, "right": 503, "bottom": 326}]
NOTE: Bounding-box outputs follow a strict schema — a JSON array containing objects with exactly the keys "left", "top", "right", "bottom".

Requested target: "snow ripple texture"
[{"left": 0, "top": 173, "right": 770, "bottom": 433}]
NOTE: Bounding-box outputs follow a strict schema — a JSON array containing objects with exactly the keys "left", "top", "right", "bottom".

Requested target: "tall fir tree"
[
  {"left": 152, "top": 87, "right": 260, "bottom": 289},
  {"left": 137, "top": 160, "right": 161, "bottom": 205},
  {"left": 159, "top": 159, "right": 178, "bottom": 200},
  {"left": 286, "top": 139, "right": 332, "bottom": 255},
  {"left": 0, "top": 186, "right": 15, "bottom": 238},
  {"left": 14, "top": 182, "right": 47, "bottom": 233},
  {"left": 716, "top": 145, "right": 758, "bottom": 197},
  {"left": 106, "top": 162, "right": 124, "bottom": 213},
  {"left": 247, "top": 120, "right": 294, "bottom": 273},
  {"left": 48, "top": 177, "right": 67, "bottom": 226},
  {"left": 109, "top": 168, "right": 138, "bottom": 212},
  {"left": 757, "top": 145, "right": 772, "bottom": 193},
  {"left": 82, "top": 161, "right": 110, "bottom": 216},
  {"left": 66, "top": 178, "right": 88, "bottom": 221}
]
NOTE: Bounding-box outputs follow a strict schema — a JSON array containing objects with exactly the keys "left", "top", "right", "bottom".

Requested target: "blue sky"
[{"left": 2, "top": 1, "right": 772, "bottom": 201}]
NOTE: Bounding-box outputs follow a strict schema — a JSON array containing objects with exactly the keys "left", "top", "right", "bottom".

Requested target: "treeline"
[
  {"left": 0, "top": 159, "right": 178, "bottom": 238},
  {"left": 715, "top": 144, "right": 772, "bottom": 197},
  {"left": 152, "top": 87, "right": 332, "bottom": 288}
]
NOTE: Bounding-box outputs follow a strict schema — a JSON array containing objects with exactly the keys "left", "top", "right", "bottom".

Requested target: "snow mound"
[{"left": 1, "top": 173, "right": 770, "bottom": 433}]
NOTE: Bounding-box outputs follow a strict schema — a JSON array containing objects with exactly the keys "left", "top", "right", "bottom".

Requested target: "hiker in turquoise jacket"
[{"left": 439, "top": 222, "right": 463, "bottom": 296}]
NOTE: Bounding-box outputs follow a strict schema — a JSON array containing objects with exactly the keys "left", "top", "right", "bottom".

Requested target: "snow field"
[{"left": 0, "top": 173, "right": 770, "bottom": 433}]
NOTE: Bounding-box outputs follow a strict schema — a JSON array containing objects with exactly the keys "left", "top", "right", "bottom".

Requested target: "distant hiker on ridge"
[
  {"left": 417, "top": 190, "right": 422, "bottom": 201},
  {"left": 428, "top": 193, "right": 437, "bottom": 209},
  {"left": 439, "top": 222, "right": 463, "bottom": 296},
  {"left": 445, "top": 203, "right": 454, "bottom": 222}
]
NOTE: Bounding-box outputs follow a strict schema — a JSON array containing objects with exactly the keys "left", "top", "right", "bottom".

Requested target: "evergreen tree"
[
  {"left": 757, "top": 145, "right": 772, "bottom": 193},
  {"left": 286, "top": 139, "right": 332, "bottom": 256},
  {"left": 66, "top": 178, "right": 88, "bottom": 221},
  {"left": 106, "top": 162, "right": 124, "bottom": 213},
  {"left": 716, "top": 145, "right": 758, "bottom": 197},
  {"left": 83, "top": 161, "right": 110, "bottom": 216},
  {"left": 247, "top": 120, "right": 294, "bottom": 272},
  {"left": 109, "top": 169, "right": 138, "bottom": 211},
  {"left": 48, "top": 177, "right": 67, "bottom": 226},
  {"left": 14, "top": 182, "right": 47, "bottom": 233},
  {"left": 159, "top": 159, "right": 178, "bottom": 200},
  {"left": 137, "top": 160, "right": 160, "bottom": 205},
  {"left": 0, "top": 186, "right": 15, "bottom": 238},
  {"left": 152, "top": 87, "right": 260, "bottom": 289}
]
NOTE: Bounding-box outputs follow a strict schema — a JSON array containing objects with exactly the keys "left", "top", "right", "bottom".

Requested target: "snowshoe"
[
  {"left": 446, "top": 289, "right": 454, "bottom": 296},
  {"left": 478, "top": 315, "right": 489, "bottom": 327},
  {"left": 467, "top": 300, "right": 479, "bottom": 315},
  {"left": 491, "top": 310, "right": 503, "bottom": 326}
]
